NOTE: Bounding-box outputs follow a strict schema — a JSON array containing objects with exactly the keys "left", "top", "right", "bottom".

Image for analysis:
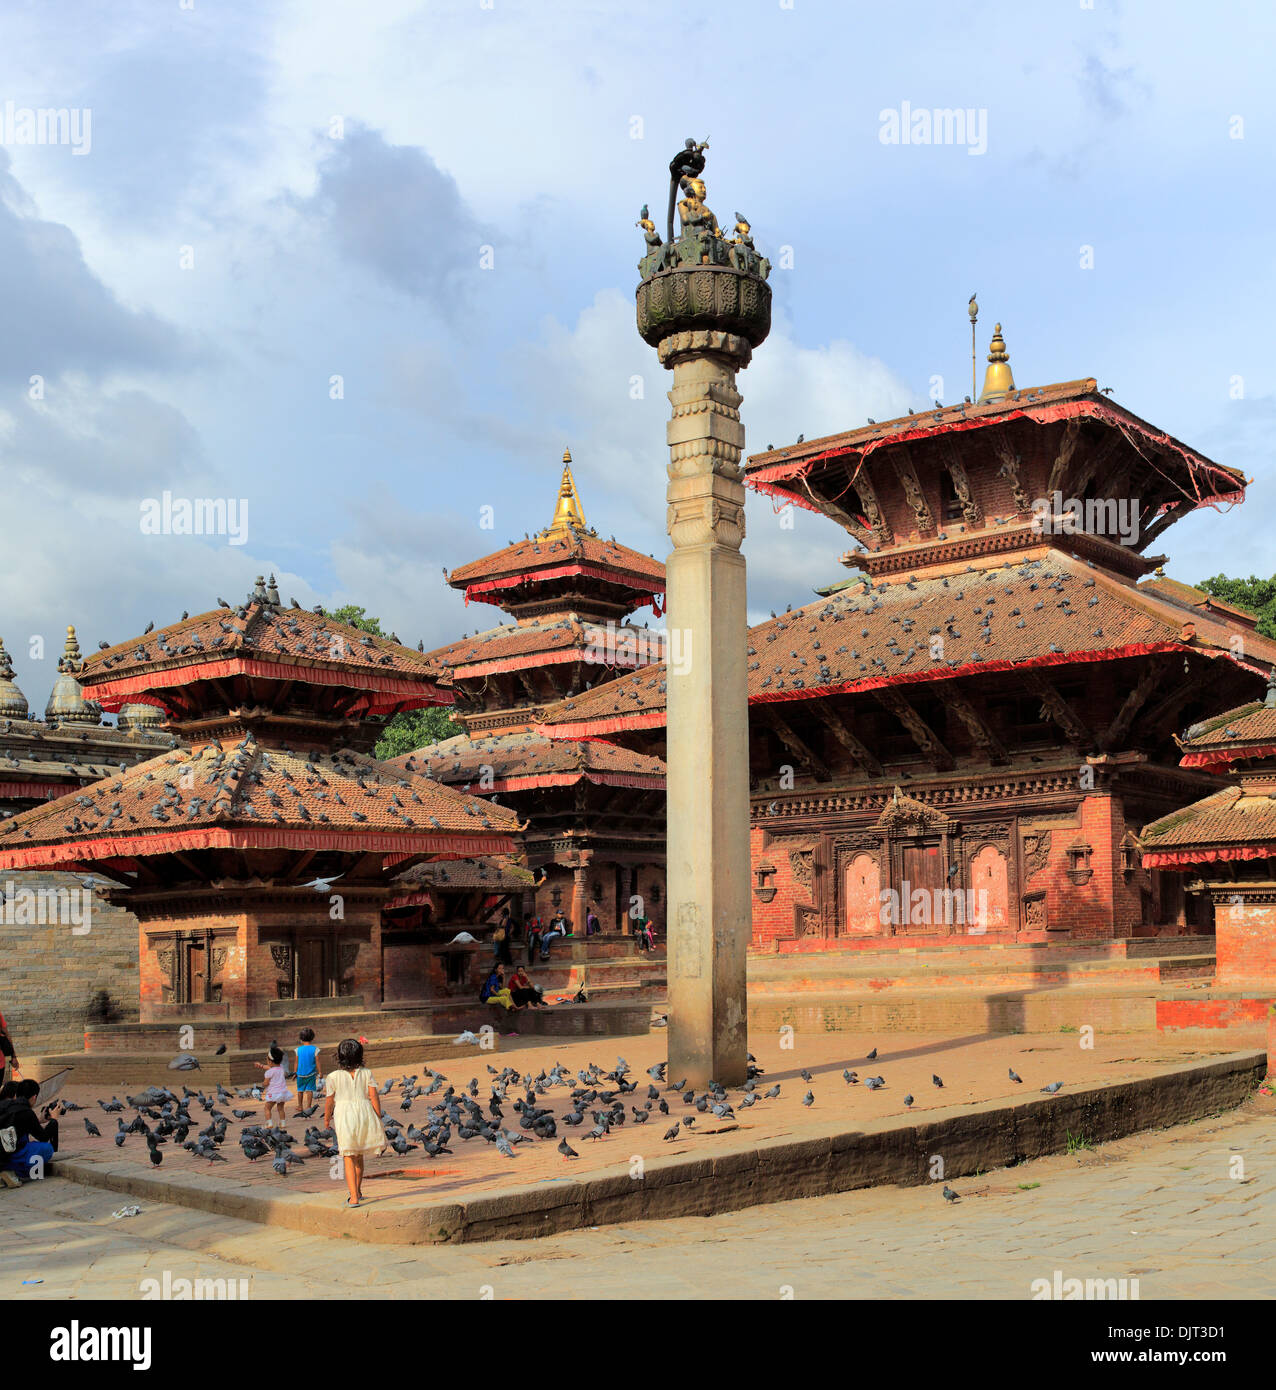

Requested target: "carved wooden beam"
[
  {"left": 1140, "top": 665, "right": 1216, "bottom": 739},
  {"left": 1046, "top": 419, "right": 1082, "bottom": 497},
  {"left": 874, "top": 688, "right": 954, "bottom": 770},
  {"left": 1025, "top": 671, "right": 1095, "bottom": 749},
  {"left": 799, "top": 472, "right": 873, "bottom": 547},
  {"left": 809, "top": 696, "right": 884, "bottom": 777},
  {"left": 939, "top": 439, "right": 983, "bottom": 526},
  {"left": 887, "top": 449, "right": 935, "bottom": 535},
  {"left": 1140, "top": 498, "right": 1187, "bottom": 548},
  {"left": 514, "top": 667, "right": 541, "bottom": 704},
  {"left": 992, "top": 429, "right": 1033, "bottom": 514},
  {"left": 1100, "top": 660, "right": 1165, "bottom": 751},
  {"left": 762, "top": 708, "right": 833, "bottom": 782},
  {"left": 849, "top": 460, "right": 894, "bottom": 546},
  {"left": 938, "top": 683, "right": 1008, "bottom": 763},
  {"left": 1068, "top": 433, "right": 1124, "bottom": 503}
]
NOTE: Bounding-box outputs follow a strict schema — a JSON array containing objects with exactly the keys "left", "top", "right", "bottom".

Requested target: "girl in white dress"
[{"left": 322, "top": 1038, "right": 384, "bottom": 1207}]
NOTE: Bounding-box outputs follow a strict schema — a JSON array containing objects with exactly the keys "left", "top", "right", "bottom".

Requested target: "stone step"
[
  {"left": 748, "top": 954, "right": 1208, "bottom": 995},
  {"left": 747, "top": 985, "right": 1173, "bottom": 1035}
]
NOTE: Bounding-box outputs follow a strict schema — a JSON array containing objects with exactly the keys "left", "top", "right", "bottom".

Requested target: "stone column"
[
  {"left": 570, "top": 861, "right": 590, "bottom": 937},
  {"left": 661, "top": 328, "right": 754, "bottom": 1087}
]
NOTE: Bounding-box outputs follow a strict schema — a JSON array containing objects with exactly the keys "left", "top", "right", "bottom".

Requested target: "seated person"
[
  {"left": 541, "top": 911, "right": 570, "bottom": 959},
  {"left": 478, "top": 966, "right": 515, "bottom": 1011},
  {"left": 507, "top": 966, "right": 544, "bottom": 1009},
  {"left": 0, "top": 1079, "right": 58, "bottom": 1182}
]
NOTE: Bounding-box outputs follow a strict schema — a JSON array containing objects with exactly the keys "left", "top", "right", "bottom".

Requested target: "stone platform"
[{"left": 19, "top": 1028, "right": 1266, "bottom": 1244}]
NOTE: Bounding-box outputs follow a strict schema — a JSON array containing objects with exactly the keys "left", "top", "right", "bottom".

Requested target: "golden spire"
[
  {"left": 539, "top": 448, "right": 588, "bottom": 538},
  {"left": 978, "top": 322, "right": 1016, "bottom": 404}
]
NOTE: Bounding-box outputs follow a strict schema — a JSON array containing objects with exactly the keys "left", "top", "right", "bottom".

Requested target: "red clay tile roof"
[
  {"left": 538, "top": 550, "right": 1276, "bottom": 738},
  {"left": 423, "top": 618, "right": 664, "bottom": 678},
  {"left": 80, "top": 600, "right": 449, "bottom": 714},
  {"left": 1176, "top": 697, "right": 1276, "bottom": 771},
  {"left": 1140, "top": 785, "right": 1276, "bottom": 866},
  {"left": 389, "top": 732, "right": 665, "bottom": 792},
  {"left": 0, "top": 736, "right": 519, "bottom": 871},
  {"left": 746, "top": 380, "right": 1244, "bottom": 512},
  {"left": 448, "top": 529, "right": 664, "bottom": 603},
  {"left": 1138, "top": 577, "right": 1258, "bottom": 628}
]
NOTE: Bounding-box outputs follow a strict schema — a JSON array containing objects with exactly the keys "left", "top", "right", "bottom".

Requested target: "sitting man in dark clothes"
[{"left": 0, "top": 1079, "right": 58, "bottom": 1182}]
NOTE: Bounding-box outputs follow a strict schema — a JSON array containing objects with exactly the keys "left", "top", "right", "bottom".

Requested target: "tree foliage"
[
  {"left": 327, "top": 605, "right": 464, "bottom": 758},
  {"left": 1195, "top": 574, "right": 1276, "bottom": 639}
]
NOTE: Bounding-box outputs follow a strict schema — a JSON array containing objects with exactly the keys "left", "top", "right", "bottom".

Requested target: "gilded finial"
[
  {"left": 978, "top": 322, "right": 1016, "bottom": 404},
  {"left": 540, "top": 450, "right": 588, "bottom": 538}
]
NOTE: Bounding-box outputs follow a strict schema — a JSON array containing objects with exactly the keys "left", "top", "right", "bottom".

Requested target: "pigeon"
[
  {"left": 866, "top": 1048, "right": 878, "bottom": 1061},
  {"left": 942, "top": 1185, "right": 960, "bottom": 1203},
  {"left": 662, "top": 1124, "right": 681, "bottom": 1141},
  {"left": 763, "top": 1084, "right": 781, "bottom": 1099},
  {"left": 494, "top": 1133, "right": 517, "bottom": 1158},
  {"left": 903, "top": 1095, "right": 914, "bottom": 1108},
  {"left": 1040, "top": 1081, "right": 1064, "bottom": 1094},
  {"left": 932, "top": 1074, "right": 944, "bottom": 1089},
  {"left": 214, "top": 1044, "right": 227, "bottom": 1056},
  {"left": 842, "top": 1070, "right": 858, "bottom": 1085},
  {"left": 557, "top": 1138, "right": 579, "bottom": 1160},
  {"left": 1009, "top": 1068, "right": 1022, "bottom": 1084},
  {"left": 168, "top": 1054, "right": 200, "bottom": 1072},
  {"left": 799, "top": 1069, "right": 812, "bottom": 1082},
  {"left": 802, "top": 1091, "right": 814, "bottom": 1107},
  {"left": 84, "top": 1118, "right": 101, "bottom": 1136}
]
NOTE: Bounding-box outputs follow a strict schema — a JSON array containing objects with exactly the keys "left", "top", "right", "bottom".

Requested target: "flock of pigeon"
[{"left": 62, "top": 1046, "right": 1067, "bottom": 1200}]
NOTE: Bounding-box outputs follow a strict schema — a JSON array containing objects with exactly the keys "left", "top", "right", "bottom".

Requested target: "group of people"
[{"left": 480, "top": 964, "right": 544, "bottom": 1011}]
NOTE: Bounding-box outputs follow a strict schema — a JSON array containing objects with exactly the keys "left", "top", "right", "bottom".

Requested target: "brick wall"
[
  {"left": 0, "top": 870, "right": 140, "bottom": 1052},
  {"left": 1214, "top": 898, "right": 1276, "bottom": 987}
]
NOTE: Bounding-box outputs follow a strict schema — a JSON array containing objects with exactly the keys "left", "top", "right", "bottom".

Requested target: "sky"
[{"left": 0, "top": 0, "right": 1272, "bottom": 708}]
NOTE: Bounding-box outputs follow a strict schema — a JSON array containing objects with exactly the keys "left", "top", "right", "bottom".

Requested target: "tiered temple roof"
[
  {"left": 392, "top": 731, "right": 666, "bottom": 793},
  {"left": 538, "top": 550, "right": 1276, "bottom": 741},
  {"left": 1140, "top": 679, "right": 1276, "bottom": 869},
  {"left": 0, "top": 738, "right": 518, "bottom": 871},
  {"left": 445, "top": 451, "right": 664, "bottom": 620},
  {"left": 0, "top": 576, "right": 519, "bottom": 883}
]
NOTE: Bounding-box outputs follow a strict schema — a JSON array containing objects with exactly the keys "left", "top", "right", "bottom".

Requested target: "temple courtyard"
[{"left": 4, "top": 1090, "right": 1273, "bottom": 1301}]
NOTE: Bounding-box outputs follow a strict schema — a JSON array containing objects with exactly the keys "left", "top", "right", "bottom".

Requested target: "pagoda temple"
[
  {"left": 0, "top": 627, "right": 174, "bottom": 817},
  {"left": 538, "top": 328, "right": 1275, "bottom": 949},
  {"left": 406, "top": 453, "right": 668, "bottom": 932},
  {"left": 1140, "top": 673, "right": 1276, "bottom": 993},
  {"left": 0, "top": 575, "right": 519, "bottom": 1019}
]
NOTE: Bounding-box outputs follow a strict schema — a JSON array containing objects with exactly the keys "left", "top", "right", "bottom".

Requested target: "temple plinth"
[{"left": 636, "top": 145, "right": 771, "bottom": 1086}]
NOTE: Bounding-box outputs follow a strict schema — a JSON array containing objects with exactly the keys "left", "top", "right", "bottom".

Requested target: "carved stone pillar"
[
  {"left": 660, "top": 328, "right": 755, "bottom": 1086},
  {"left": 570, "top": 858, "right": 590, "bottom": 937},
  {"left": 636, "top": 145, "right": 771, "bottom": 1088}
]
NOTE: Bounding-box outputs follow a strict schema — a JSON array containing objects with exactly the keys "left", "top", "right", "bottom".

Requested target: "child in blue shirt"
[{"left": 294, "top": 1028, "right": 320, "bottom": 1115}]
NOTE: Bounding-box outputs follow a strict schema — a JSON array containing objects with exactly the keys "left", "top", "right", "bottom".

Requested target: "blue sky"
[{"left": 0, "top": 0, "right": 1272, "bottom": 707}]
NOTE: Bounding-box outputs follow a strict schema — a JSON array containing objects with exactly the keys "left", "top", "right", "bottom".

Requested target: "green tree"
[
  {"left": 326, "top": 604, "right": 463, "bottom": 757},
  {"left": 1196, "top": 574, "right": 1276, "bottom": 639}
]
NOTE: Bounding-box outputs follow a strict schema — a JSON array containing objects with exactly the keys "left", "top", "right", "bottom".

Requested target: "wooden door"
[
  {"left": 182, "top": 939, "right": 206, "bottom": 1003},
  {"left": 297, "top": 939, "right": 327, "bottom": 998},
  {"left": 900, "top": 840, "right": 944, "bottom": 933}
]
